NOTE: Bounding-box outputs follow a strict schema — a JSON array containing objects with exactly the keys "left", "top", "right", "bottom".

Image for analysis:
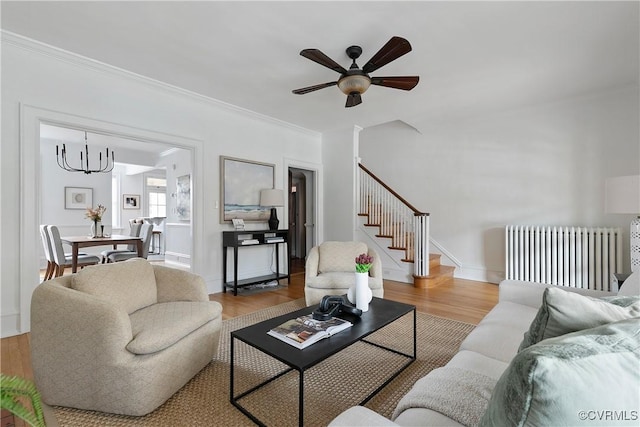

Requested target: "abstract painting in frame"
[
  {"left": 220, "top": 156, "right": 274, "bottom": 223},
  {"left": 65, "top": 187, "right": 93, "bottom": 210},
  {"left": 176, "top": 174, "right": 191, "bottom": 221}
]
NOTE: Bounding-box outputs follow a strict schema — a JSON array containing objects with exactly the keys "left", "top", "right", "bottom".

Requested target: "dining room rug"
[{"left": 53, "top": 298, "right": 475, "bottom": 427}]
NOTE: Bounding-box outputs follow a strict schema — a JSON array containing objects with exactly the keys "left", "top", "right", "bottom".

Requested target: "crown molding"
[{"left": 1, "top": 30, "right": 320, "bottom": 138}]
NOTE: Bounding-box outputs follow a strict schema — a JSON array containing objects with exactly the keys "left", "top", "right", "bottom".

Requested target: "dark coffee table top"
[{"left": 231, "top": 297, "right": 415, "bottom": 371}]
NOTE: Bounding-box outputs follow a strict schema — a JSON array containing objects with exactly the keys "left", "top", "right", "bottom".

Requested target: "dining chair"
[
  {"left": 106, "top": 223, "right": 153, "bottom": 263},
  {"left": 47, "top": 225, "right": 101, "bottom": 277},
  {"left": 40, "top": 225, "right": 90, "bottom": 281},
  {"left": 40, "top": 225, "right": 55, "bottom": 281},
  {"left": 100, "top": 222, "right": 143, "bottom": 263}
]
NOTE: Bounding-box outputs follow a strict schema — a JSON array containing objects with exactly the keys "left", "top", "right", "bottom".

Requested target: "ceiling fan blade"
[
  {"left": 345, "top": 92, "right": 362, "bottom": 108},
  {"left": 362, "top": 36, "right": 412, "bottom": 74},
  {"left": 292, "top": 81, "right": 337, "bottom": 95},
  {"left": 370, "top": 76, "right": 419, "bottom": 91},
  {"left": 300, "top": 49, "right": 348, "bottom": 74}
]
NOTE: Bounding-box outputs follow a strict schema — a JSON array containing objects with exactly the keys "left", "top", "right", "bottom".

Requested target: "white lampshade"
[
  {"left": 260, "top": 189, "right": 284, "bottom": 207},
  {"left": 605, "top": 175, "right": 640, "bottom": 273},
  {"left": 605, "top": 175, "right": 640, "bottom": 214}
]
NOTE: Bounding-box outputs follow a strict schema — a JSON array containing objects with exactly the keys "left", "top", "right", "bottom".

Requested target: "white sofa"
[{"left": 329, "top": 272, "right": 640, "bottom": 426}]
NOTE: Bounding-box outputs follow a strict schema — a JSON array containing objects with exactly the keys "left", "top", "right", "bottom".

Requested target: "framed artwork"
[
  {"left": 220, "top": 156, "right": 274, "bottom": 223},
  {"left": 65, "top": 187, "right": 93, "bottom": 210},
  {"left": 176, "top": 174, "right": 191, "bottom": 221},
  {"left": 123, "top": 194, "right": 140, "bottom": 210}
]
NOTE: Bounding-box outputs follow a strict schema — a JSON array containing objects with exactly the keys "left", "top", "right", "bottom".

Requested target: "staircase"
[{"left": 357, "top": 163, "right": 455, "bottom": 288}]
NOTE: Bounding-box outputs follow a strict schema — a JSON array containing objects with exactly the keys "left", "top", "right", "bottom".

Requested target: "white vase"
[{"left": 350, "top": 272, "right": 372, "bottom": 312}]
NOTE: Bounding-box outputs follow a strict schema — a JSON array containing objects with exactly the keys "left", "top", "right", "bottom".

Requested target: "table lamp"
[
  {"left": 260, "top": 189, "right": 284, "bottom": 231},
  {"left": 605, "top": 175, "right": 640, "bottom": 272}
]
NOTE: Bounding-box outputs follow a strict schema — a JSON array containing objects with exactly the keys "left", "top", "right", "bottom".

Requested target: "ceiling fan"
[{"left": 292, "top": 36, "right": 419, "bottom": 108}]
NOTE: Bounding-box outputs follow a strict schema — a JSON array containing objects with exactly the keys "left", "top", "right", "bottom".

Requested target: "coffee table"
[{"left": 230, "top": 297, "right": 416, "bottom": 426}]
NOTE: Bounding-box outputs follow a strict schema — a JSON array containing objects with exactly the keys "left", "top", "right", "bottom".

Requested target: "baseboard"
[
  {"left": 454, "top": 266, "right": 503, "bottom": 284},
  {"left": 163, "top": 251, "right": 191, "bottom": 269},
  {"left": 381, "top": 266, "right": 413, "bottom": 284},
  {"left": 1, "top": 313, "right": 20, "bottom": 338}
]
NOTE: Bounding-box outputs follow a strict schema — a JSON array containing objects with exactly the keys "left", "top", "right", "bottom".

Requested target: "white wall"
[
  {"left": 321, "top": 126, "right": 361, "bottom": 242},
  {"left": 1, "top": 34, "right": 322, "bottom": 337},
  {"left": 161, "top": 148, "right": 193, "bottom": 265},
  {"left": 118, "top": 168, "right": 145, "bottom": 229},
  {"left": 359, "top": 87, "right": 640, "bottom": 282}
]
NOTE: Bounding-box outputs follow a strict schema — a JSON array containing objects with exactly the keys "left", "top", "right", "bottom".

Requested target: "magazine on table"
[{"left": 267, "top": 314, "right": 352, "bottom": 349}]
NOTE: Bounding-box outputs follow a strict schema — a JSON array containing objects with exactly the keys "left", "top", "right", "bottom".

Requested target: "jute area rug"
[{"left": 53, "top": 299, "right": 475, "bottom": 426}]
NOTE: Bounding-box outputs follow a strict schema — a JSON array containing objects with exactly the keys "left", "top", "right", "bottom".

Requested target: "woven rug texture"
[{"left": 53, "top": 299, "right": 475, "bottom": 426}]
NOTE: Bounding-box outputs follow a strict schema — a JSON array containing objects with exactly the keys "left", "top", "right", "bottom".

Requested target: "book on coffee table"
[{"left": 267, "top": 315, "right": 352, "bottom": 349}]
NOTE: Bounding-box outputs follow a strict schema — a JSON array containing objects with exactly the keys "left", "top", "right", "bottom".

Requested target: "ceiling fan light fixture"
[{"left": 337, "top": 74, "right": 371, "bottom": 95}]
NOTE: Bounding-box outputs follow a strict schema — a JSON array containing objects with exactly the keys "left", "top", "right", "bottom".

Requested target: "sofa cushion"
[
  {"left": 127, "top": 301, "right": 222, "bottom": 355},
  {"left": 459, "top": 301, "right": 539, "bottom": 363},
  {"left": 519, "top": 287, "right": 640, "bottom": 351},
  {"left": 72, "top": 258, "right": 157, "bottom": 315},
  {"left": 318, "top": 241, "right": 368, "bottom": 273},
  {"left": 302, "top": 271, "right": 383, "bottom": 290},
  {"left": 393, "top": 366, "right": 496, "bottom": 426},
  {"left": 447, "top": 350, "right": 510, "bottom": 381},
  {"left": 480, "top": 318, "right": 640, "bottom": 427}
]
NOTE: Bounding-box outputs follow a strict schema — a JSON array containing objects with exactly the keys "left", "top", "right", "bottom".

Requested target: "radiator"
[{"left": 505, "top": 225, "right": 622, "bottom": 291}]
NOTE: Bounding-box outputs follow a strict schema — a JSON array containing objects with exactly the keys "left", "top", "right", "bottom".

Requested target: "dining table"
[{"left": 60, "top": 234, "right": 143, "bottom": 273}]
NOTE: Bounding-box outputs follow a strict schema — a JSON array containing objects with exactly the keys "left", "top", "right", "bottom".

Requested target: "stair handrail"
[
  {"left": 357, "top": 162, "right": 431, "bottom": 280},
  {"left": 358, "top": 163, "right": 428, "bottom": 216}
]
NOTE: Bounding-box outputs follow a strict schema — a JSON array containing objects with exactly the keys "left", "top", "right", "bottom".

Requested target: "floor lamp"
[
  {"left": 260, "top": 189, "right": 284, "bottom": 231},
  {"left": 605, "top": 175, "right": 640, "bottom": 272}
]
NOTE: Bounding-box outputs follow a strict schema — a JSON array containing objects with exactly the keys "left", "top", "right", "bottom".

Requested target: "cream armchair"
[
  {"left": 30, "top": 258, "right": 222, "bottom": 416},
  {"left": 305, "top": 241, "right": 384, "bottom": 306}
]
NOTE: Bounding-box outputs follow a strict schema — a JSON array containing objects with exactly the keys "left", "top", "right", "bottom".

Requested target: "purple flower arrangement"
[{"left": 355, "top": 253, "right": 373, "bottom": 273}]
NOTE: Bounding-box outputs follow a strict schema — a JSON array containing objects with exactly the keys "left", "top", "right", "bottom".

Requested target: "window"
[{"left": 146, "top": 176, "right": 166, "bottom": 217}]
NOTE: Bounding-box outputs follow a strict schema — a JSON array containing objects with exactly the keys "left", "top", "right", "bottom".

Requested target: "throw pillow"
[
  {"left": 480, "top": 318, "right": 640, "bottom": 427},
  {"left": 72, "top": 258, "right": 157, "bottom": 315},
  {"left": 318, "top": 241, "right": 368, "bottom": 273},
  {"left": 518, "top": 287, "right": 640, "bottom": 351}
]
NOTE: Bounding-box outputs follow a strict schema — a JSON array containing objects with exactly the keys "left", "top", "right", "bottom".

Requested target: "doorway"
[{"left": 288, "top": 167, "right": 316, "bottom": 274}]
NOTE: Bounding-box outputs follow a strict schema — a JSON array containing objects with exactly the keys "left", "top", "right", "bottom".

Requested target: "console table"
[{"left": 222, "top": 230, "right": 289, "bottom": 295}]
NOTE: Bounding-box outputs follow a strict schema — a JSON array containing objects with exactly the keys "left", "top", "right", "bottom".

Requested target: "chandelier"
[{"left": 56, "top": 131, "right": 115, "bottom": 174}]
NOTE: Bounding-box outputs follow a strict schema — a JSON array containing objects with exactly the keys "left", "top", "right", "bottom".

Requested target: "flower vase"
[
  {"left": 351, "top": 271, "right": 372, "bottom": 312},
  {"left": 91, "top": 220, "right": 102, "bottom": 238}
]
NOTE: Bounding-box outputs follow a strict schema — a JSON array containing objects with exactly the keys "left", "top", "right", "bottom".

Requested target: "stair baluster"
[{"left": 357, "top": 163, "right": 431, "bottom": 283}]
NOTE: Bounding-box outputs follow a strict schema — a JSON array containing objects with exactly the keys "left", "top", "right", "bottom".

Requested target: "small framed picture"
[
  {"left": 65, "top": 187, "right": 93, "bottom": 210},
  {"left": 123, "top": 194, "right": 140, "bottom": 210}
]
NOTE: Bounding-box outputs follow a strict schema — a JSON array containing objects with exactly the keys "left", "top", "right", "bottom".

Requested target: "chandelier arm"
[
  {"left": 55, "top": 132, "right": 115, "bottom": 174},
  {"left": 62, "top": 147, "right": 85, "bottom": 173}
]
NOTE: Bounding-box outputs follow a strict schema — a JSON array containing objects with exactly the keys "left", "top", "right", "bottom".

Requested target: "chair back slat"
[
  {"left": 139, "top": 223, "right": 154, "bottom": 258},
  {"left": 47, "top": 225, "right": 67, "bottom": 266},
  {"left": 127, "top": 222, "right": 143, "bottom": 251},
  {"left": 40, "top": 225, "right": 53, "bottom": 262}
]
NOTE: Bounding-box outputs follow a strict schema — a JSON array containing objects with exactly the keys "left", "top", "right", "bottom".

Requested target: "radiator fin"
[{"left": 505, "top": 225, "right": 622, "bottom": 291}]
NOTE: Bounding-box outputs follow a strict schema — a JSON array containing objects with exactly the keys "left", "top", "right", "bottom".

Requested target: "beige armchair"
[
  {"left": 305, "top": 241, "right": 384, "bottom": 306},
  {"left": 30, "top": 259, "right": 222, "bottom": 416}
]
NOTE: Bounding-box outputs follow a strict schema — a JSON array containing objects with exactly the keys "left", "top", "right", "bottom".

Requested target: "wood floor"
[{"left": 2, "top": 267, "right": 498, "bottom": 387}]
